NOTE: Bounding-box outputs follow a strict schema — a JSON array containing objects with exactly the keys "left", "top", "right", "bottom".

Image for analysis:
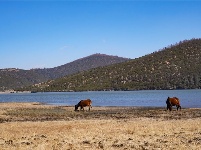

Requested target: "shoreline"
[
  {"left": 0, "top": 91, "right": 31, "bottom": 94},
  {"left": 1, "top": 101, "right": 200, "bottom": 109}
]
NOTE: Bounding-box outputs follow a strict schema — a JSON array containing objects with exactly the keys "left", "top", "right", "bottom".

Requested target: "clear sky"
[{"left": 0, "top": 0, "right": 201, "bottom": 70}]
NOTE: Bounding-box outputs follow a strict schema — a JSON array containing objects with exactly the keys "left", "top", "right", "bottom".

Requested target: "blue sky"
[{"left": 0, "top": 1, "right": 201, "bottom": 70}]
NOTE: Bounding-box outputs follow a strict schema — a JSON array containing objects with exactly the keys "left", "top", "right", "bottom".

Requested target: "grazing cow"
[
  {"left": 75, "top": 99, "right": 92, "bottom": 111},
  {"left": 166, "top": 97, "right": 181, "bottom": 111}
]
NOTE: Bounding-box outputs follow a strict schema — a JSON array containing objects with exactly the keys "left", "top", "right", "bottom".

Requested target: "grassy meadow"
[{"left": 0, "top": 102, "right": 201, "bottom": 150}]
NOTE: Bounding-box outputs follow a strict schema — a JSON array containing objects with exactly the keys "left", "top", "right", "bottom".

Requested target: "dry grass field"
[{"left": 0, "top": 102, "right": 201, "bottom": 150}]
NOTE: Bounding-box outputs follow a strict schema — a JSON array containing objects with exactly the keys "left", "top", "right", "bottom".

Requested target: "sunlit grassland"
[{"left": 0, "top": 103, "right": 201, "bottom": 149}]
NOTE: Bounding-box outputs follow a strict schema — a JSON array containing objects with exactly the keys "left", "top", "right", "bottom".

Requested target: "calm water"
[{"left": 0, "top": 90, "right": 201, "bottom": 108}]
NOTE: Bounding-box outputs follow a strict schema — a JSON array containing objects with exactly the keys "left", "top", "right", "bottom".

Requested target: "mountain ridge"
[
  {"left": 23, "top": 38, "right": 201, "bottom": 92},
  {"left": 0, "top": 53, "right": 129, "bottom": 91}
]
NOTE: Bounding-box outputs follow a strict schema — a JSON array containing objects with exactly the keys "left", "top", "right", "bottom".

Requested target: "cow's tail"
[
  {"left": 177, "top": 99, "right": 181, "bottom": 110},
  {"left": 90, "top": 102, "right": 92, "bottom": 109},
  {"left": 89, "top": 102, "right": 92, "bottom": 111}
]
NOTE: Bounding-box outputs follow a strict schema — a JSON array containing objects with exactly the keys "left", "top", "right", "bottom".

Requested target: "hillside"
[
  {"left": 0, "top": 54, "right": 129, "bottom": 91},
  {"left": 42, "top": 53, "right": 129, "bottom": 79},
  {"left": 23, "top": 38, "right": 201, "bottom": 92}
]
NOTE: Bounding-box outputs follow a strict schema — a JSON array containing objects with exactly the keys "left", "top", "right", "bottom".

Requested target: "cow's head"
[
  {"left": 74, "top": 104, "right": 79, "bottom": 111},
  {"left": 166, "top": 97, "right": 172, "bottom": 111}
]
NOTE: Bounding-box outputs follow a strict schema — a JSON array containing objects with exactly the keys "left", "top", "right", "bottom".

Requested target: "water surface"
[{"left": 0, "top": 90, "right": 201, "bottom": 108}]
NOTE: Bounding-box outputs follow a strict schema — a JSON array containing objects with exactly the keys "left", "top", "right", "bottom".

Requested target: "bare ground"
[{"left": 0, "top": 102, "right": 201, "bottom": 150}]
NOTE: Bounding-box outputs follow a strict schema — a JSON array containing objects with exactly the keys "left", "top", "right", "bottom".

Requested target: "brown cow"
[
  {"left": 75, "top": 99, "right": 92, "bottom": 111},
  {"left": 166, "top": 97, "right": 181, "bottom": 111}
]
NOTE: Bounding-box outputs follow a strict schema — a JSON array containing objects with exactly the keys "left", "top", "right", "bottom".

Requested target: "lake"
[{"left": 0, "top": 90, "right": 201, "bottom": 108}]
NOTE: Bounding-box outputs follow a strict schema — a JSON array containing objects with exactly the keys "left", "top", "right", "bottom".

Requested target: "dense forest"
[
  {"left": 18, "top": 38, "right": 201, "bottom": 92},
  {"left": 0, "top": 54, "right": 129, "bottom": 91}
]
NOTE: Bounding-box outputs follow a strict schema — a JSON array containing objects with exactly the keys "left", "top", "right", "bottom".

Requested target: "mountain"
[
  {"left": 24, "top": 38, "right": 201, "bottom": 92},
  {"left": 39, "top": 53, "right": 130, "bottom": 79},
  {"left": 0, "top": 54, "right": 129, "bottom": 91}
]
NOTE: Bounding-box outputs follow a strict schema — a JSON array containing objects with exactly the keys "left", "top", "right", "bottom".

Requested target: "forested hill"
[
  {"left": 24, "top": 38, "right": 201, "bottom": 92},
  {"left": 0, "top": 54, "right": 129, "bottom": 91},
  {"left": 44, "top": 53, "right": 129, "bottom": 79}
]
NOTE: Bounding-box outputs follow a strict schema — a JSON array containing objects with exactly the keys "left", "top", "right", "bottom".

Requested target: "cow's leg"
[
  {"left": 167, "top": 104, "right": 172, "bottom": 111},
  {"left": 88, "top": 105, "right": 91, "bottom": 111},
  {"left": 169, "top": 106, "right": 172, "bottom": 111},
  {"left": 177, "top": 105, "right": 181, "bottom": 110}
]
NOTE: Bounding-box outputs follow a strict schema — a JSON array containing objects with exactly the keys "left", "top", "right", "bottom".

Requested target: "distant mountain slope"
[
  {"left": 26, "top": 38, "right": 201, "bottom": 92},
  {"left": 40, "top": 53, "right": 130, "bottom": 79},
  {"left": 0, "top": 54, "right": 129, "bottom": 91}
]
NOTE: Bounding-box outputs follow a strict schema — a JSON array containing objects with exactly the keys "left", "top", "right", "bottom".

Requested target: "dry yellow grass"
[{"left": 0, "top": 103, "right": 201, "bottom": 150}]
